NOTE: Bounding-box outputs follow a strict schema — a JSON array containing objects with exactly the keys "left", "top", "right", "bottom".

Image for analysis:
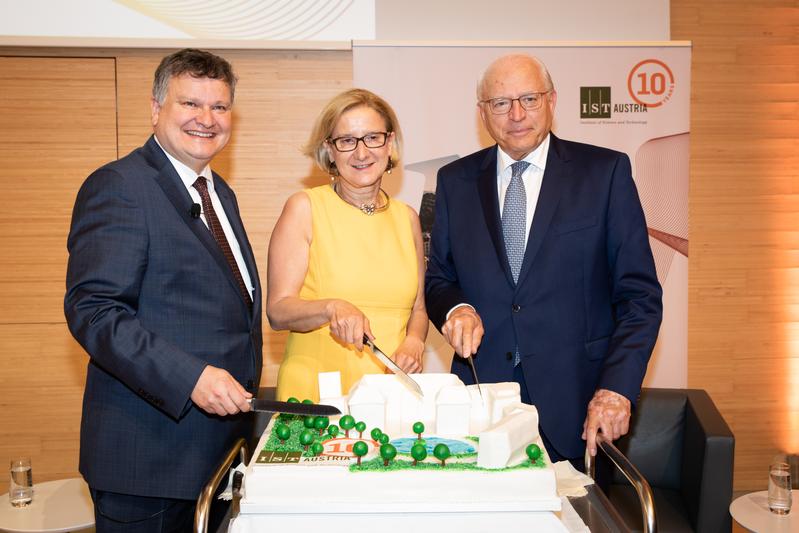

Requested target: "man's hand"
[
  {"left": 191, "top": 365, "right": 253, "bottom": 416},
  {"left": 441, "top": 306, "right": 484, "bottom": 357},
  {"left": 582, "top": 388, "right": 632, "bottom": 457},
  {"left": 392, "top": 336, "right": 424, "bottom": 374}
]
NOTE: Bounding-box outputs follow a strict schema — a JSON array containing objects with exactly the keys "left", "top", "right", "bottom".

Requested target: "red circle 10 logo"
[{"left": 627, "top": 59, "right": 675, "bottom": 108}]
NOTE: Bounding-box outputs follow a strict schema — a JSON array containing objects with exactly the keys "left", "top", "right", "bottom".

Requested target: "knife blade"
[
  {"left": 247, "top": 398, "right": 341, "bottom": 416},
  {"left": 465, "top": 354, "right": 483, "bottom": 401},
  {"left": 363, "top": 335, "right": 424, "bottom": 397}
]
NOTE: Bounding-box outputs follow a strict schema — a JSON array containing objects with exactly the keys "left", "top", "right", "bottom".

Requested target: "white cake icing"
[{"left": 240, "top": 373, "right": 560, "bottom": 515}]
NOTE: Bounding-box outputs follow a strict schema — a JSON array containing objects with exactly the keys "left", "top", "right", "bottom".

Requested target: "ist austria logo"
[
  {"left": 627, "top": 59, "right": 675, "bottom": 107},
  {"left": 580, "top": 87, "right": 611, "bottom": 118}
]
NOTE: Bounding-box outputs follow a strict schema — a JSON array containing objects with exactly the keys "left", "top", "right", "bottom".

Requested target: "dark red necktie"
[{"left": 193, "top": 176, "right": 253, "bottom": 312}]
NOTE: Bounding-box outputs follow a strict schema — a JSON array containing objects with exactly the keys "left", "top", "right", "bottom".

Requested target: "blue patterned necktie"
[{"left": 502, "top": 160, "right": 530, "bottom": 284}]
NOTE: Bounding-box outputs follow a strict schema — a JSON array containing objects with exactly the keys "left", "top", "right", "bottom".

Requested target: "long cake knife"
[
  {"left": 466, "top": 354, "right": 483, "bottom": 400},
  {"left": 247, "top": 398, "right": 341, "bottom": 416},
  {"left": 363, "top": 335, "right": 424, "bottom": 397}
]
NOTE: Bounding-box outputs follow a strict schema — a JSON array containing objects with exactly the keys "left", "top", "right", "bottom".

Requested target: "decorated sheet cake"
[{"left": 240, "top": 373, "right": 561, "bottom": 515}]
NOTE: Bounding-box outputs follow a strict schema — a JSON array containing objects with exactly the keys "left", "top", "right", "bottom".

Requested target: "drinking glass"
[
  {"left": 768, "top": 461, "right": 792, "bottom": 515},
  {"left": 9, "top": 457, "right": 33, "bottom": 507}
]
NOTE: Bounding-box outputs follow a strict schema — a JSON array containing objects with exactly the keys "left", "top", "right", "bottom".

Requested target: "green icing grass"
[
  {"left": 265, "top": 418, "right": 546, "bottom": 468},
  {"left": 349, "top": 457, "right": 545, "bottom": 472},
  {"left": 264, "top": 418, "right": 334, "bottom": 457}
]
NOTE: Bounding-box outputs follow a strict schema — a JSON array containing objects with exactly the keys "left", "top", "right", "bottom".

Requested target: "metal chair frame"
[
  {"left": 195, "top": 438, "right": 249, "bottom": 533},
  {"left": 586, "top": 433, "right": 657, "bottom": 533}
]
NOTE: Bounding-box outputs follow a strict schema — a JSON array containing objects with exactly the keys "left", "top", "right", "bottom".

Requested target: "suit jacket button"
[
  {"left": 506, "top": 352, "right": 513, "bottom": 360},
  {"left": 512, "top": 304, "right": 521, "bottom": 313}
]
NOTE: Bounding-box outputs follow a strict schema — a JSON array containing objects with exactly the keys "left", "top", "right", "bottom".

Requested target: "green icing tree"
[
  {"left": 339, "top": 415, "right": 355, "bottom": 437},
  {"left": 525, "top": 443, "right": 542, "bottom": 463},
  {"left": 311, "top": 442, "right": 325, "bottom": 456},
  {"left": 355, "top": 421, "right": 367, "bottom": 438},
  {"left": 433, "top": 443, "right": 451, "bottom": 467},
  {"left": 370, "top": 428, "right": 383, "bottom": 442},
  {"left": 314, "top": 416, "right": 329, "bottom": 435},
  {"left": 380, "top": 443, "right": 397, "bottom": 466},
  {"left": 412, "top": 421, "right": 425, "bottom": 440},
  {"left": 299, "top": 429, "right": 315, "bottom": 451},
  {"left": 378, "top": 433, "right": 390, "bottom": 445},
  {"left": 281, "top": 397, "right": 299, "bottom": 421},
  {"left": 303, "top": 416, "right": 316, "bottom": 429},
  {"left": 275, "top": 423, "right": 290, "bottom": 444},
  {"left": 301, "top": 399, "right": 313, "bottom": 405},
  {"left": 410, "top": 443, "right": 427, "bottom": 466},
  {"left": 352, "top": 441, "right": 368, "bottom": 467},
  {"left": 327, "top": 424, "right": 340, "bottom": 438}
]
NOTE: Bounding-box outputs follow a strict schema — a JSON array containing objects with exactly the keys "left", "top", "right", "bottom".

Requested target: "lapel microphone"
[{"left": 189, "top": 203, "right": 202, "bottom": 219}]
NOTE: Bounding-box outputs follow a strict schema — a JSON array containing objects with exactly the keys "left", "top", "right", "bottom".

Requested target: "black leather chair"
[{"left": 597, "top": 388, "right": 735, "bottom": 533}]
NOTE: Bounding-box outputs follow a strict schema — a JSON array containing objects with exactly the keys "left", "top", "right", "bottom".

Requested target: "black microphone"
[{"left": 190, "top": 203, "right": 202, "bottom": 219}]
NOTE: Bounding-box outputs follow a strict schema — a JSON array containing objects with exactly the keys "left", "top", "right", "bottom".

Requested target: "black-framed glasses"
[
  {"left": 480, "top": 92, "right": 550, "bottom": 115},
  {"left": 327, "top": 132, "right": 390, "bottom": 152}
]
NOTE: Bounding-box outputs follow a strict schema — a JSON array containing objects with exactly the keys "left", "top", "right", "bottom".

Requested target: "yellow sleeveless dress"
[{"left": 275, "top": 185, "right": 419, "bottom": 402}]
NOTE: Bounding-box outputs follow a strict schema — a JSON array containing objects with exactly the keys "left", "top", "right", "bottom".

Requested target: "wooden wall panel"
[
  {"left": 0, "top": 57, "right": 117, "bottom": 491},
  {"left": 671, "top": 0, "right": 799, "bottom": 491}
]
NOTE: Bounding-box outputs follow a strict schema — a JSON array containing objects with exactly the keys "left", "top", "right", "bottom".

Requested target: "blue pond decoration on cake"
[{"left": 391, "top": 437, "right": 475, "bottom": 455}]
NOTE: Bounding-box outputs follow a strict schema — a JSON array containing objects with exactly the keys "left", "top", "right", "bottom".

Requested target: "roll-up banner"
[{"left": 354, "top": 43, "right": 691, "bottom": 387}]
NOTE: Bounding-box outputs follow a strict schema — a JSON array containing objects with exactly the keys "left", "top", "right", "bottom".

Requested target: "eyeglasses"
[
  {"left": 480, "top": 92, "right": 550, "bottom": 115},
  {"left": 327, "top": 132, "right": 390, "bottom": 152}
]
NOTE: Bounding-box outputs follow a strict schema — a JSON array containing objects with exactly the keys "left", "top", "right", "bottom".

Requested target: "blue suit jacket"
[
  {"left": 65, "top": 136, "right": 263, "bottom": 499},
  {"left": 425, "top": 135, "right": 662, "bottom": 458}
]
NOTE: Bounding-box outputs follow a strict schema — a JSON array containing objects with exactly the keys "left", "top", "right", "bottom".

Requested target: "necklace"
[{"left": 333, "top": 183, "right": 390, "bottom": 215}]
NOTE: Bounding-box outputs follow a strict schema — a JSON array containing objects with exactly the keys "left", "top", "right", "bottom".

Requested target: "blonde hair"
[{"left": 303, "top": 88, "right": 403, "bottom": 174}]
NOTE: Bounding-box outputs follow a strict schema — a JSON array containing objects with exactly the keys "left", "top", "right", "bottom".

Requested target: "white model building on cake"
[
  {"left": 477, "top": 403, "right": 540, "bottom": 468},
  {"left": 320, "top": 371, "right": 540, "bottom": 468}
]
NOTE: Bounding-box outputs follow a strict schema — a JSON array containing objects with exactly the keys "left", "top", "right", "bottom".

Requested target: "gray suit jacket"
[{"left": 65, "top": 136, "right": 263, "bottom": 499}]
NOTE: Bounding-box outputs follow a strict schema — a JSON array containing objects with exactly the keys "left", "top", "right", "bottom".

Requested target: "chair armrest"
[
  {"left": 680, "top": 389, "right": 734, "bottom": 532},
  {"left": 195, "top": 438, "right": 249, "bottom": 533}
]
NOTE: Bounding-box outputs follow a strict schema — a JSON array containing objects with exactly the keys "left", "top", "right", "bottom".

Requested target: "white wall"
[
  {"left": 0, "top": 0, "right": 669, "bottom": 42},
  {"left": 375, "top": 0, "right": 669, "bottom": 41}
]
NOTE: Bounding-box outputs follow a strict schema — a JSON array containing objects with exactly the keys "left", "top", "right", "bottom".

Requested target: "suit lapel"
[
  {"left": 214, "top": 177, "right": 261, "bottom": 318},
  {"left": 516, "top": 135, "right": 567, "bottom": 286},
  {"left": 477, "top": 146, "right": 516, "bottom": 287},
  {"left": 142, "top": 137, "right": 253, "bottom": 316}
]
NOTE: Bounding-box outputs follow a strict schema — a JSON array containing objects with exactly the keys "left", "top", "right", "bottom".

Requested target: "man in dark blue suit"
[
  {"left": 65, "top": 49, "right": 262, "bottom": 531},
  {"left": 425, "top": 54, "right": 662, "bottom": 466}
]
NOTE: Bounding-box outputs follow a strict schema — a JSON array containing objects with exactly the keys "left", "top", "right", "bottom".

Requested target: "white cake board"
[{"left": 230, "top": 510, "right": 569, "bottom": 532}]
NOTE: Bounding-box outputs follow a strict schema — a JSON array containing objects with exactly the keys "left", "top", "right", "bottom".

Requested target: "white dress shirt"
[
  {"left": 496, "top": 133, "right": 550, "bottom": 249},
  {"left": 154, "top": 136, "right": 254, "bottom": 298}
]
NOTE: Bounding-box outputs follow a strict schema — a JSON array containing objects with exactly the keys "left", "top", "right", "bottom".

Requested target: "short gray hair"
[{"left": 476, "top": 54, "right": 555, "bottom": 100}]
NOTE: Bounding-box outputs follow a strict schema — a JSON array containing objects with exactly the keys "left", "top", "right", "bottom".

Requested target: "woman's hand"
[
  {"left": 326, "top": 299, "right": 372, "bottom": 350},
  {"left": 392, "top": 336, "right": 424, "bottom": 374}
]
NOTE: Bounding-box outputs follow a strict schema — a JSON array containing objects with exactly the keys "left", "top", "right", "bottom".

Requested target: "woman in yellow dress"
[{"left": 268, "top": 88, "right": 427, "bottom": 401}]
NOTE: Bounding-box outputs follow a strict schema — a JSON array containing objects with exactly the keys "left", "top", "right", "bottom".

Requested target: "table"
[
  {"left": 730, "top": 490, "right": 797, "bottom": 532},
  {"left": 0, "top": 479, "right": 94, "bottom": 533}
]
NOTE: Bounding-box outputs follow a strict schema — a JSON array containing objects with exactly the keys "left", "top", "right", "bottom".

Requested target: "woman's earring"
[
  {"left": 329, "top": 162, "right": 338, "bottom": 182},
  {"left": 386, "top": 157, "right": 394, "bottom": 175}
]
